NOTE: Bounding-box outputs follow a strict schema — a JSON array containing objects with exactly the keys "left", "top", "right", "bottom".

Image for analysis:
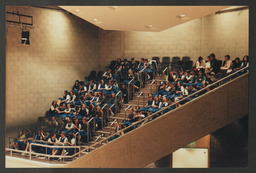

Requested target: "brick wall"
[
  {"left": 6, "top": 6, "right": 99, "bottom": 128},
  {"left": 98, "top": 9, "right": 249, "bottom": 69}
]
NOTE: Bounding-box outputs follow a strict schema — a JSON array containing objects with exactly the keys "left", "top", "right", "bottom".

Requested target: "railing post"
[
  {"left": 93, "top": 118, "right": 96, "bottom": 135},
  {"left": 29, "top": 144, "right": 32, "bottom": 160},
  {"left": 87, "top": 123, "right": 89, "bottom": 143},
  {"left": 128, "top": 83, "right": 130, "bottom": 101},
  {"left": 107, "top": 104, "right": 109, "bottom": 118},
  {"left": 143, "top": 92, "right": 145, "bottom": 106},
  {"left": 139, "top": 72, "right": 142, "bottom": 91}
]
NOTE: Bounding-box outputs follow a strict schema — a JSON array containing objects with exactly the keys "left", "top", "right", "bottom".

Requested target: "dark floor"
[{"left": 210, "top": 115, "right": 248, "bottom": 168}]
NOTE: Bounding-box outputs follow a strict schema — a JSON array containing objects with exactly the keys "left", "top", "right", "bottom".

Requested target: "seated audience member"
[
  {"left": 132, "top": 107, "right": 145, "bottom": 122},
  {"left": 195, "top": 56, "right": 206, "bottom": 73},
  {"left": 95, "top": 105, "right": 104, "bottom": 129},
  {"left": 103, "top": 69, "right": 112, "bottom": 82},
  {"left": 66, "top": 91, "right": 76, "bottom": 105},
  {"left": 112, "top": 80, "right": 120, "bottom": 94},
  {"left": 195, "top": 70, "right": 205, "bottom": 87},
  {"left": 160, "top": 96, "right": 169, "bottom": 110},
  {"left": 116, "top": 58, "right": 122, "bottom": 68},
  {"left": 141, "top": 94, "right": 154, "bottom": 113},
  {"left": 167, "top": 71, "right": 176, "bottom": 83},
  {"left": 175, "top": 81, "right": 183, "bottom": 96},
  {"left": 97, "top": 79, "right": 107, "bottom": 93},
  {"left": 138, "top": 58, "right": 145, "bottom": 70},
  {"left": 62, "top": 117, "right": 74, "bottom": 135},
  {"left": 84, "top": 92, "right": 94, "bottom": 106},
  {"left": 57, "top": 118, "right": 66, "bottom": 134},
  {"left": 184, "top": 70, "right": 192, "bottom": 83},
  {"left": 104, "top": 80, "right": 113, "bottom": 95},
  {"left": 59, "top": 90, "right": 70, "bottom": 104},
  {"left": 76, "top": 104, "right": 89, "bottom": 120},
  {"left": 78, "top": 83, "right": 87, "bottom": 96},
  {"left": 240, "top": 55, "right": 249, "bottom": 70},
  {"left": 79, "top": 117, "right": 88, "bottom": 143},
  {"left": 168, "top": 83, "right": 176, "bottom": 95},
  {"left": 190, "top": 70, "right": 197, "bottom": 83},
  {"left": 108, "top": 92, "right": 116, "bottom": 116},
  {"left": 131, "top": 57, "right": 137, "bottom": 67},
  {"left": 166, "top": 97, "right": 175, "bottom": 113},
  {"left": 189, "top": 84, "right": 198, "bottom": 99},
  {"left": 88, "top": 80, "right": 97, "bottom": 94},
  {"left": 108, "top": 121, "right": 124, "bottom": 141},
  {"left": 97, "top": 92, "right": 106, "bottom": 107},
  {"left": 47, "top": 133, "right": 58, "bottom": 157},
  {"left": 220, "top": 55, "right": 233, "bottom": 75},
  {"left": 47, "top": 100, "right": 59, "bottom": 117},
  {"left": 151, "top": 96, "right": 162, "bottom": 113},
  {"left": 65, "top": 132, "right": 76, "bottom": 156},
  {"left": 55, "top": 132, "right": 68, "bottom": 161},
  {"left": 13, "top": 129, "right": 27, "bottom": 150},
  {"left": 72, "top": 80, "right": 80, "bottom": 93},
  {"left": 181, "top": 83, "right": 189, "bottom": 97},
  {"left": 87, "top": 104, "right": 95, "bottom": 118},
  {"left": 121, "top": 83, "right": 128, "bottom": 103},
  {"left": 232, "top": 57, "right": 241, "bottom": 72},
  {"left": 210, "top": 53, "right": 219, "bottom": 74},
  {"left": 18, "top": 129, "right": 34, "bottom": 156},
  {"left": 73, "top": 118, "right": 82, "bottom": 133},
  {"left": 205, "top": 56, "right": 211, "bottom": 74},
  {"left": 175, "top": 71, "right": 185, "bottom": 83},
  {"left": 91, "top": 92, "right": 99, "bottom": 106}
]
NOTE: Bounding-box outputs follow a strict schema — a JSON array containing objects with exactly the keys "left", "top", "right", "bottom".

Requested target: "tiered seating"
[{"left": 7, "top": 54, "right": 249, "bottom": 163}]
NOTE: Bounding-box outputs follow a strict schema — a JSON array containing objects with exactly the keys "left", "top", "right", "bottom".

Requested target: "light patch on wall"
[{"left": 44, "top": 11, "right": 71, "bottom": 48}]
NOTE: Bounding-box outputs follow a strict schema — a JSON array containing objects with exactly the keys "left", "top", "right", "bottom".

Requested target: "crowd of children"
[{"left": 11, "top": 54, "right": 249, "bottom": 160}]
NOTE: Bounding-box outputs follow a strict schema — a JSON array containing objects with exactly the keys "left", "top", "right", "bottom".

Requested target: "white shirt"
[
  {"left": 58, "top": 137, "right": 68, "bottom": 144},
  {"left": 181, "top": 86, "right": 188, "bottom": 96},
  {"left": 98, "top": 84, "right": 107, "bottom": 90},
  {"left": 196, "top": 60, "right": 206, "bottom": 69},
  {"left": 65, "top": 123, "right": 74, "bottom": 130}
]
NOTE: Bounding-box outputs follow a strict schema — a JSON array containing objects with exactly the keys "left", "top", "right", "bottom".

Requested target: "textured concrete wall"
[
  {"left": 67, "top": 73, "right": 248, "bottom": 168},
  {"left": 6, "top": 6, "right": 99, "bottom": 128},
  {"left": 98, "top": 9, "right": 249, "bottom": 69}
]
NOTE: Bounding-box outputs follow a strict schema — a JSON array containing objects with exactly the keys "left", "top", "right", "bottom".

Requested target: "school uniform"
[
  {"left": 141, "top": 100, "right": 154, "bottom": 112},
  {"left": 47, "top": 137, "right": 57, "bottom": 154},
  {"left": 88, "top": 84, "right": 97, "bottom": 93},
  {"left": 62, "top": 123, "right": 74, "bottom": 135},
  {"left": 84, "top": 96, "right": 94, "bottom": 106},
  {"left": 104, "top": 84, "right": 113, "bottom": 95}
]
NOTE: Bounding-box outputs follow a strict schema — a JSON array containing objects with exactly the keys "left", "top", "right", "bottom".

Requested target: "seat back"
[
  {"left": 162, "top": 56, "right": 171, "bottom": 63},
  {"left": 152, "top": 57, "right": 160, "bottom": 64},
  {"left": 182, "top": 56, "right": 190, "bottom": 62},
  {"left": 172, "top": 56, "right": 180, "bottom": 62}
]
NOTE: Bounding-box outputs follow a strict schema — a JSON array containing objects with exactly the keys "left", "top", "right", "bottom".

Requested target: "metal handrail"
[
  {"left": 162, "top": 67, "right": 168, "bottom": 73},
  {"left": 128, "top": 77, "right": 134, "bottom": 84},
  {"left": 124, "top": 105, "right": 131, "bottom": 120},
  {"left": 150, "top": 79, "right": 156, "bottom": 85},
  {"left": 87, "top": 117, "right": 94, "bottom": 124},
  {"left": 80, "top": 66, "right": 248, "bottom": 153},
  {"left": 137, "top": 91, "right": 144, "bottom": 98},
  {"left": 139, "top": 66, "right": 147, "bottom": 73},
  {"left": 125, "top": 105, "right": 131, "bottom": 111},
  {"left": 115, "top": 91, "right": 121, "bottom": 96},
  {"left": 102, "top": 103, "right": 108, "bottom": 109}
]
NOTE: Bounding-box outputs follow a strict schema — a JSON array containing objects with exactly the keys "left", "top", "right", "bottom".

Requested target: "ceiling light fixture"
[
  {"left": 109, "top": 6, "right": 121, "bottom": 11},
  {"left": 145, "top": 25, "right": 155, "bottom": 30},
  {"left": 75, "top": 9, "right": 79, "bottom": 12},
  {"left": 92, "top": 18, "right": 102, "bottom": 24},
  {"left": 177, "top": 14, "right": 190, "bottom": 20}
]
